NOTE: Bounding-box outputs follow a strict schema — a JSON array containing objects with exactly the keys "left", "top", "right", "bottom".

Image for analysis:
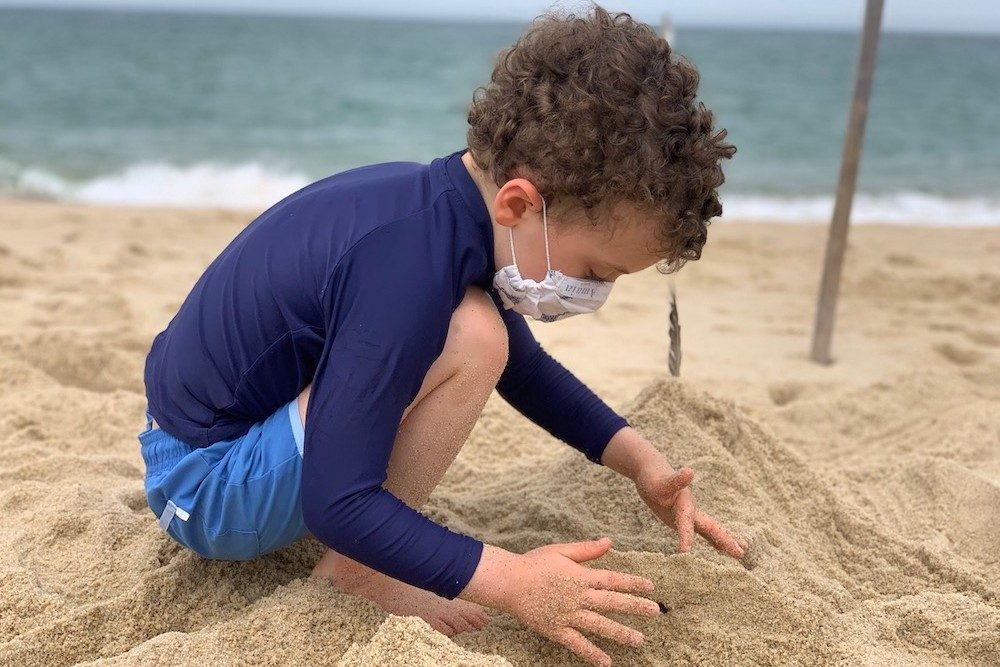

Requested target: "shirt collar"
[{"left": 442, "top": 147, "right": 496, "bottom": 275}]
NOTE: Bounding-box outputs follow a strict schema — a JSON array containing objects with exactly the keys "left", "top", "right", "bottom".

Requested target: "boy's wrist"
[
  {"left": 601, "top": 426, "right": 671, "bottom": 481},
  {"left": 457, "top": 543, "right": 520, "bottom": 610}
]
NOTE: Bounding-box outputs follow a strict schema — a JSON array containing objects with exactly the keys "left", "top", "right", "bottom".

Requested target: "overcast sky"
[{"left": 2, "top": 0, "right": 999, "bottom": 34}]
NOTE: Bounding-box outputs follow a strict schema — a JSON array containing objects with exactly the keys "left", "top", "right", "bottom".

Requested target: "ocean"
[{"left": 1, "top": 7, "right": 998, "bottom": 225}]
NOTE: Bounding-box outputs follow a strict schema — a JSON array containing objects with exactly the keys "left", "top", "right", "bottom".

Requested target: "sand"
[{"left": 0, "top": 199, "right": 998, "bottom": 666}]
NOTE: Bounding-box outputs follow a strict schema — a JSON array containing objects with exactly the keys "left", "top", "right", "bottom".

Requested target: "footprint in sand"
[
  {"left": 32, "top": 286, "right": 133, "bottom": 328},
  {"left": 767, "top": 380, "right": 806, "bottom": 406},
  {"left": 965, "top": 329, "right": 1000, "bottom": 348},
  {"left": 884, "top": 252, "right": 921, "bottom": 267},
  {"left": 0, "top": 269, "right": 24, "bottom": 288},
  {"left": 19, "top": 331, "right": 144, "bottom": 393},
  {"left": 120, "top": 489, "right": 151, "bottom": 515},
  {"left": 101, "top": 241, "right": 151, "bottom": 271},
  {"left": 933, "top": 341, "right": 985, "bottom": 366},
  {"left": 928, "top": 321, "right": 963, "bottom": 333}
]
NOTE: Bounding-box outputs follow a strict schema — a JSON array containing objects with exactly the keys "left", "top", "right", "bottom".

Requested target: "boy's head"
[{"left": 464, "top": 3, "right": 735, "bottom": 284}]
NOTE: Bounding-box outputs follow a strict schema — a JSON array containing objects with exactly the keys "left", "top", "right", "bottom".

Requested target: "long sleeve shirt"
[{"left": 143, "top": 148, "right": 630, "bottom": 599}]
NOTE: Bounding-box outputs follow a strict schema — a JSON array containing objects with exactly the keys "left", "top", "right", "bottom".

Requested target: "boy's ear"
[{"left": 494, "top": 178, "right": 542, "bottom": 227}]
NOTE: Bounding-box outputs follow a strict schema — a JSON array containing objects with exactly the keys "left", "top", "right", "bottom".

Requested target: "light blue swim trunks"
[{"left": 137, "top": 399, "right": 309, "bottom": 560}]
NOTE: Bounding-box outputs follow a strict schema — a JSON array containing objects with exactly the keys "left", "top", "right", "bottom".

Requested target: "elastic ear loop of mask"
[{"left": 508, "top": 194, "right": 551, "bottom": 273}]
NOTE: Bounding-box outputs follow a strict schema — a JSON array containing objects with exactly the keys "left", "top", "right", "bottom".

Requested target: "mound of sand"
[
  {"left": 1, "top": 202, "right": 998, "bottom": 666},
  {"left": 338, "top": 615, "right": 513, "bottom": 667},
  {"left": 2, "top": 358, "right": 997, "bottom": 665}
]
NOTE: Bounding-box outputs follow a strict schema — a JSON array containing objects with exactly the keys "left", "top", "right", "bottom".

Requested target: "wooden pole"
[{"left": 810, "top": 0, "right": 885, "bottom": 365}]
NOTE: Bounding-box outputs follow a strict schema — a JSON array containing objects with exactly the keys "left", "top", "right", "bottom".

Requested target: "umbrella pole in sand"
[{"left": 810, "top": 0, "right": 885, "bottom": 365}]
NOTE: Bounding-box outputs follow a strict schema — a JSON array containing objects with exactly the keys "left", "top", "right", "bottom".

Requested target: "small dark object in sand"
[
  {"left": 668, "top": 283, "right": 681, "bottom": 377},
  {"left": 657, "top": 601, "right": 670, "bottom": 613}
]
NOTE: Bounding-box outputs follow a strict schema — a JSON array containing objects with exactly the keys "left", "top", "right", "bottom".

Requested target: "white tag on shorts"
[{"left": 157, "top": 499, "right": 190, "bottom": 531}]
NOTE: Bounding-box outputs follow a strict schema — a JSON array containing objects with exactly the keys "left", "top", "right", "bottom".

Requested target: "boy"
[{"left": 138, "top": 5, "right": 742, "bottom": 666}]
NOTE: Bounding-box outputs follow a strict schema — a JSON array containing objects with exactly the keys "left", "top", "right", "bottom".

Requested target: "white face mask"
[{"left": 492, "top": 194, "right": 614, "bottom": 322}]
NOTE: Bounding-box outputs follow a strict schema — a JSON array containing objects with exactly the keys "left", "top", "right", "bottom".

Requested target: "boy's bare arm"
[
  {"left": 459, "top": 540, "right": 661, "bottom": 667},
  {"left": 602, "top": 426, "right": 746, "bottom": 559}
]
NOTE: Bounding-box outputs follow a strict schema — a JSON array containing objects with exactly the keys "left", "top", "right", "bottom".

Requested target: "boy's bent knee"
[{"left": 451, "top": 286, "right": 508, "bottom": 374}]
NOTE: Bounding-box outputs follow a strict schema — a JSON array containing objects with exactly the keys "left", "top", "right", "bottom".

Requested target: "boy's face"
[
  {"left": 501, "top": 198, "right": 664, "bottom": 284},
  {"left": 462, "top": 151, "right": 664, "bottom": 283}
]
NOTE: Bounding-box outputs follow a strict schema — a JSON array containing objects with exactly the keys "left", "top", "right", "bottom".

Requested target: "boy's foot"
[{"left": 310, "top": 550, "right": 491, "bottom": 636}]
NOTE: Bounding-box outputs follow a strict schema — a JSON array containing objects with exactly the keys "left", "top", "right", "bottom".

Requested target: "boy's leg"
[{"left": 304, "top": 285, "right": 508, "bottom": 635}]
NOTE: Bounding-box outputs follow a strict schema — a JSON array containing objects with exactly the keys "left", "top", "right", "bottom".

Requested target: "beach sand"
[{"left": 1, "top": 199, "right": 997, "bottom": 665}]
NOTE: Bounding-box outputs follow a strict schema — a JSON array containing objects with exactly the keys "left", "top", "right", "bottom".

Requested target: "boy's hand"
[
  {"left": 602, "top": 427, "right": 746, "bottom": 560},
  {"left": 633, "top": 464, "right": 745, "bottom": 559},
  {"left": 460, "top": 541, "right": 660, "bottom": 667}
]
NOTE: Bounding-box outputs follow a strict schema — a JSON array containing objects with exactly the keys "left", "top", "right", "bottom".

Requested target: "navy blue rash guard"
[{"left": 143, "top": 148, "right": 630, "bottom": 599}]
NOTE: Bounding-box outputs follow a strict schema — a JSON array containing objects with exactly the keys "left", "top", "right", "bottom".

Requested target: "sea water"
[{"left": 1, "top": 8, "right": 997, "bottom": 224}]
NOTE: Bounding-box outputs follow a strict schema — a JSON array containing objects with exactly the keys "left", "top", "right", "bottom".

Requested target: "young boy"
[{"left": 138, "top": 5, "right": 742, "bottom": 666}]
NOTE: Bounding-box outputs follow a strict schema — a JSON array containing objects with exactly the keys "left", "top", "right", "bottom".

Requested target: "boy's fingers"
[
  {"left": 447, "top": 614, "right": 475, "bottom": 634},
  {"left": 674, "top": 491, "right": 696, "bottom": 553},
  {"left": 655, "top": 467, "right": 694, "bottom": 500},
  {"left": 555, "top": 537, "right": 613, "bottom": 563},
  {"left": 694, "top": 511, "right": 745, "bottom": 559},
  {"left": 552, "top": 626, "right": 612, "bottom": 667},
  {"left": 572, "top": 610, "right": 645, "bottom": 648},
  {"left": 430, "top": 618, "right": 455, "bottom": 636},
  {"left": 464, "top": 609, "right": 489, "bottom": 630},
  {"left": 583, "top": 588, "right": 662, "bottom": 617},
  {"left": 583, "top": 567, "right": 654, "bottom": 594}
]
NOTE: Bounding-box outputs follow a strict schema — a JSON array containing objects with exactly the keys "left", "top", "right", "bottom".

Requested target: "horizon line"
[{"left": 1, "top": 3, "right": 999, "bottom": 38}]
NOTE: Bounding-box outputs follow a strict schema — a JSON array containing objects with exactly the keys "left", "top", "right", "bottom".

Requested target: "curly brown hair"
[{"left": 466, "top": 2, "right": 735, "bottom": 274}]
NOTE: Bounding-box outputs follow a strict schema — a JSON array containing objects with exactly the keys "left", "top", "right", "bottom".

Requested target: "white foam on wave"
[
  {"left": 4, "top": 161, "right": 999, "bottom": 226},
  {"left": 721, "top": 193, "right": 1000, "bottom": 226},
  {"left": 12, "top": 161, "right": 311, "bottom": 210}
]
